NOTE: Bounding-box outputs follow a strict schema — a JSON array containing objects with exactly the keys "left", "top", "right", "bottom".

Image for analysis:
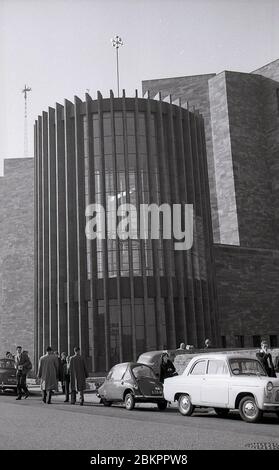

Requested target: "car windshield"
[
  {"left": 229, "top": 358, "right": 267, "bottom": 376},
  {"left": 132, "top": 365, "right": 156, "bottom": 379},
  {"left": 0, "top": 360, "right": 14, "bottom": 369}
]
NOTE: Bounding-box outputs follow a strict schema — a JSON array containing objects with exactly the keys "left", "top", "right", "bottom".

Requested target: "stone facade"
[
  {"left": 214, "top": 244, "right": 279, "bottom": 347},
  {"left": 0, "top": 158, "right": 34, "bottom": 361},
  {"left": 143, "top": 62, "right": 279, "bottom": 249},
  {"left": 143, "top": 60, "right": 279, "bottom": 346}
]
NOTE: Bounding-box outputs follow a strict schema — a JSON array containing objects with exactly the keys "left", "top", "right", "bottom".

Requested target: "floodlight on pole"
[
  {"left": 111, "top": 35, "right": 124, "bottom": 97},
  {"left": 22, "top": 84, "right": 32, "bottom": 157}
]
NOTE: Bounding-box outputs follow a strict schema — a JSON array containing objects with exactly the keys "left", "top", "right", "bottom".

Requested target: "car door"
[
  {"left": 182, "top": 359, "right": 207, "bottom": 404},
  {"left": 201, "top": 359, "right": 229, "bottom": 406}
]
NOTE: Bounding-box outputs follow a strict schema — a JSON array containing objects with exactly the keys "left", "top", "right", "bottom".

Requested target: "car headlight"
[{"left": 266, "top": 381, "right": 273, "bottom": 392}]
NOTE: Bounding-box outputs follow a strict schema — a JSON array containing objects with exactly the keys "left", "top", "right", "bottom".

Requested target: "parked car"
[
  {"left": 97, "top": 362, "right": 167, "bottom": 410},
  {"left": 0, "top": 358, "right": 17, "bottom": 393},
  {"left": 163, "top": 353, "right": 279, "bottom": 423}
]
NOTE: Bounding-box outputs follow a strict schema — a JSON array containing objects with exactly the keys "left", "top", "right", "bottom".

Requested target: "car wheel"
[
  {"left": 178, "top": 394, "right": 195, "bottom": 416},
  {"left": 157, "top": 400, "right": 168, "bottom": 410},
  {"left": 125, "top": 393, "right": 135, "bottom": 411},
  {"left": 239, "top": 396, "right": 263, "bottom": 423},
  {"left": 101, "top": 398, "right": 112, "bottom": 407},
  {"left": 214, "top": 408, "right": 230, "bottom": 418}
]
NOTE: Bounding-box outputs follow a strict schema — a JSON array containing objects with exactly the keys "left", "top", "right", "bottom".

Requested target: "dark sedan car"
[
  {"left": 0, "top": 358, "right": 17, "bottom": 393},
  {"left": 97, "top": 362, "right": 167, "bottom": 410}
]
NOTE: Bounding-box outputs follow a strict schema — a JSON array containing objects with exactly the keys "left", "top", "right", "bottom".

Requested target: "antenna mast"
[{"left": 22, "top": 84, "right": 32, "bottom": 157}]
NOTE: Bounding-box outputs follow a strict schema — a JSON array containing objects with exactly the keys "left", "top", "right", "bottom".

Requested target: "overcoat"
[
  {"left": 38, "top": 353, "right": 59, "bottom": 391},
  {"left": 69, "top": 354, "right": 88, "bottom": 392}
]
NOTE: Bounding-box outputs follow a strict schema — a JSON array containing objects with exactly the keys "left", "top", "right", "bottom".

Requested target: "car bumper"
[
  {"left": 134, "top": 395, "right": 165, "bottom": 401},
  {"left": 262, "top": 403, "right": 279, "bottom": 411}
]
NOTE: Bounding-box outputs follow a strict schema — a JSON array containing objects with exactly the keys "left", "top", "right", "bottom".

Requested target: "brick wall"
[{"left": 0, "top": 158, "right": 34, "bottom": 362}]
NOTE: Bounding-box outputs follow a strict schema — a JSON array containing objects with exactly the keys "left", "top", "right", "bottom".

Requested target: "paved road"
[{"left": 0, "top": 391, "right": 278, "bottom": 450}]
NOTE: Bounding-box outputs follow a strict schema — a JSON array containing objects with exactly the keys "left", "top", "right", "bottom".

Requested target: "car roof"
[{"left": 188, "top": 353, "right": 259, "bottom": 362}]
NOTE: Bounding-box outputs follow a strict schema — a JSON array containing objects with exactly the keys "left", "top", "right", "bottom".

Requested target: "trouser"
[
  {"left": 71, "top": 390, "right": 84, "bottom": 404},
  {"left": 64, "top": 377, "right": 70, "bottom": 401},
  {"left": 42, "top": 390, "right": 53, "bottom": 404},
  {"left": 16, "top": 373, "right": 28, "bottom": 397}
]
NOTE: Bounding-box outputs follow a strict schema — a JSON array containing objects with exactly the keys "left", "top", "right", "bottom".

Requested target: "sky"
[{"left": 0, "top": 0, "right": 278, "bottom": 174}]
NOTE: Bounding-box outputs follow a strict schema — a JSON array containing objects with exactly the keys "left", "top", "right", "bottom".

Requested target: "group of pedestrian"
[
  {"left": 9, "top": 338, "right": 278, "bottom": 406},
  {"left": 37, "top": 346, "right": 88, "bottom": 405}
]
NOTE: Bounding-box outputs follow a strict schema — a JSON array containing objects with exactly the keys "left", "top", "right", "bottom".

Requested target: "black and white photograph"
[{"left": 0, "top": 0, "right": 279, "bottom": 461}]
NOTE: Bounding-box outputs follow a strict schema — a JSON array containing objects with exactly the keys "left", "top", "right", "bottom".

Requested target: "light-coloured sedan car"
[{"left": 163, "top": 354, "right": 279, "bottom": 423}]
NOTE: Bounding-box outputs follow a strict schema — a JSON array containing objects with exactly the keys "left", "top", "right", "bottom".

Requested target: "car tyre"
[
  {"left": 101, "top": 398, "right": 112, "bottom": 407},
  {"left": 178, "top": 394, "right": 195, "bottom": 416},
  {"left": 239, "top": 396, "right": 263, "bottom": 423},
  {"left": 214, "top": 408, "right": 230, "bottom": 418},
  {"left": 125, "top": 393, "right": 135, "bottom": 411},
  {"left": 157, "top": 400, "right": 168, "bottom": 410}
]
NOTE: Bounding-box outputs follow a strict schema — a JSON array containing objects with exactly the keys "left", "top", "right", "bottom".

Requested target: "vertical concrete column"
[
  {"left": 55, "top": 103, "right": 68, "bottom": 354},
  {"left": 48, "top": 107, "right": 58, "bottom": 350},
  {"left": 134, "top": 91, "right": 149, "bottom": 351},
  {"left": 146, "top": 93, "right": 163, "bottom": 348},
  {"left": 42, "top": 111, "right": 49, "bottom": 350},
  {"left": 97, "top": 91, "right": 110, "bottom": 370},
  {"left": 122, "top": 91, "right": 137, "bottom": 360},
  {"left": 167, "top": 103, "right": 188, "bottom": 344},
  {"left": 156, "top": 98, "right": 176, "bottom": 349},
  {"left": 85, "top": 93, "right": 99, "bottom": 371},
  {"left": 74, "top": 96, "right": 89, "bottom": 358},
  {"left": 64, "top": 99, "right": 79, "bottom": 354},
  {"left": 109, "top": 90, "right": 123, "bottom": 362}
]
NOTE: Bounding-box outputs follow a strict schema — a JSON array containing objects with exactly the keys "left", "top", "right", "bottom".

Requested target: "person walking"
[
  {"left": 14, "top": 346, "right": 32, "bottom": 400},
  {"left": 37, "top": 346, "right": 59, "bottom": 404},
  {"left": 69, "top": 346, "right": 88, "bottom": 406},
  {"left": 256, "top": 340, "right": 276, "bottom": 378},
  {"left": 159, "top": 352, "right": 177, "bottom": 383},
  {"left": 54, "top": 351, "right": 63, "bottom": 392},
  {"left": 61, "top": 353, "right": 70, "bottom": 402}
]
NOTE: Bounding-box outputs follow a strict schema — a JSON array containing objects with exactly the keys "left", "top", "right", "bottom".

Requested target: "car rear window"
[
  {"left": 229, "top": 358, "right": 266, "bottom": 376},
  {"left": 132, "top": 365, "right": 156, "bottom": 379},
  {"left": 110, "top": 364, "right": 128, "bottom": 380}
]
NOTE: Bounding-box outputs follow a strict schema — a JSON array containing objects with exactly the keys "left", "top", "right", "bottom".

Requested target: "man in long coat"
[
  {"left": 69, "top": 346, "right": 88, "bottom": 405},
  {"left": 38, "top": 346, "right": 59, "bottom": 404}
]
